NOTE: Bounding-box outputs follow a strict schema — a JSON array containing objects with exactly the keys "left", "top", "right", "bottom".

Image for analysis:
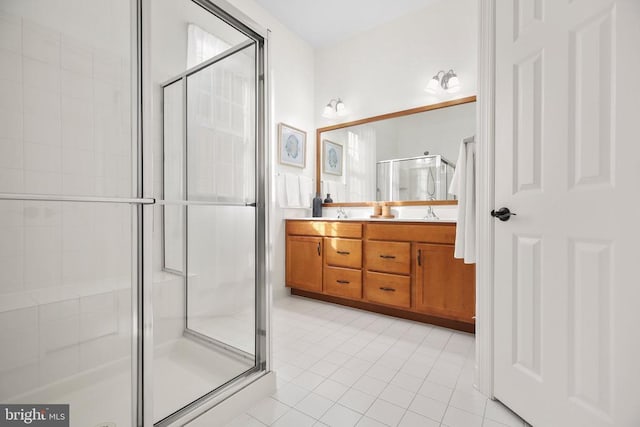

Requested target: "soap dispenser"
[{"left": 312, "top": 193, "right": 323, "bottom": 217}]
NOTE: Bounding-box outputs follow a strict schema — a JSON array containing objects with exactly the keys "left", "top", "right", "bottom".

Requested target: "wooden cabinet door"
[
  {"left": 414, "top": 243, "right": 475, "bottom": 323},
  {"left": 286, "top": 236, "right": 323, "bottom": 292}
]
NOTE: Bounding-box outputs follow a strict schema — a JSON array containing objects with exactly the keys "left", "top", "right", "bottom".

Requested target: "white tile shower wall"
[{"left": 0, "top": 12, "right": 132, "bottom": 198}]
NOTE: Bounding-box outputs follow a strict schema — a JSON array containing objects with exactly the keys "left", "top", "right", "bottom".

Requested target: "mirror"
[{"left": 317, "top": 96, "right": 476, "bottom": 203}]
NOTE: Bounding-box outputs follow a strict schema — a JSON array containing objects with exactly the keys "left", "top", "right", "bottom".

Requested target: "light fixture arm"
[
  {"left": 426, "top": 69, "right": 461, "bottom": 93},
  {"left": 432, "top": 70, "right": 446, "bottom": 81},
  {"left": 322, "top": 97, "right": 347, "bottom": 118}
]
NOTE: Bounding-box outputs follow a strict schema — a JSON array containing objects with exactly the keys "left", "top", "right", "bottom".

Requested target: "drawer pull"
[
  {"left": 336, "top": 280, "right": 350, "bottom": 285},
  {"left": 379, "top": 287, "right": 396, "bottom": 292},
  {"left": 417, "top": 249, "right": 422, "bottom": 266},
  {"left": 337, "top": 250, "right": 351, "bottom": 255},
  {"left": 317, "top": 242, "right": 321, "bottom": 256},
  {"left": 379, "top": 254, "right": 396, "bottom": 259}
]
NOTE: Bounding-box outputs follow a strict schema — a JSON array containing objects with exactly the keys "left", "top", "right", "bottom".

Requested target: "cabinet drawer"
[
  {"left": 325, "top": 238, "right": 362, "bottom": 268},
  {"left": 365, "top": 241, "right": 410, "bottom": 275},
  {"left": 324, "top": 266, "right": 362, "bottom": 299},
  {"left": 366, "top": 223, "right": 456, "bottom": 244},
  {"left": 364, "top": 271, "right": 410, "bottom": 308},
  {"left": 286, "top": 220, "right": 362, "bottom": 238}
]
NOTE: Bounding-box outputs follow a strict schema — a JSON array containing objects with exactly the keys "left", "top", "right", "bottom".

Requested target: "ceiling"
[{"left": 252, "top": 0, "right": 442, "bottom": 48}]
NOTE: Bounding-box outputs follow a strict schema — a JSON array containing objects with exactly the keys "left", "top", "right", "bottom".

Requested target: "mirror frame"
[{"left": 315, "top": 95, "right": 476, "bottom": 206}]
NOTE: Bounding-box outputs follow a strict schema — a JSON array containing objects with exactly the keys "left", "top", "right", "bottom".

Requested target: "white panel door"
[{"left": 494, "top": 1, "right": 640, "bottom": 426}]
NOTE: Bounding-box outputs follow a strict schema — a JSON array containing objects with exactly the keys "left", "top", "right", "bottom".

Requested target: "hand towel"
[
  {"left": 298, "top": 176, "right": 313, "bottom": 208},
  {"left": 276, "top": 174, "right": 287, "bottom": 208},
  {"left": 449, "top": 136, "right": 476, "bottom": 264},
  {"left": 285, "top": 173, "right": 301, "bottom": 207}
]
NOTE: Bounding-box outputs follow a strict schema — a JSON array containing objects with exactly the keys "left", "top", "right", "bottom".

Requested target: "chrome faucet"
[
  {"left": 424, "top": 205, "right": 439, "bottom": 220},
  {"left": 336, "top": 207, "right": 348, "bottom": 219}
]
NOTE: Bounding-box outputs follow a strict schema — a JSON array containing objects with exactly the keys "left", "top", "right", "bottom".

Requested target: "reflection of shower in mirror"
[{"left": 376, "top": 154, "right": 455, "bottom": 201}]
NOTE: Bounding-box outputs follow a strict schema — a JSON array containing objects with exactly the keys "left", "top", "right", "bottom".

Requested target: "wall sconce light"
[
  {"left": 425, "top": 69, "right": 461, "bottom": 94},
  {"left": 322, "top": 98, "right": 347, "bottom": 119}
]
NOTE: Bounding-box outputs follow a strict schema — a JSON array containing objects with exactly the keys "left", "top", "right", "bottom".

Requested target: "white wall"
[
  {"left": 315, "top": 0, "right": 477, "bottom": 126},
  {"left": 388, "top": 101, "right": 476, "bottom": 162},
  {"left": 227, "top": 0, "right": 316, "bottom": 300}
]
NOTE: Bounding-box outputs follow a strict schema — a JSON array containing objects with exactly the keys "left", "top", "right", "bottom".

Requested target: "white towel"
[
  {"left": 449, "top": 136, "right": 476, "bottom": 264},
  {"left": 285, "top": 173, "right": 301, "bottom": 207},
  {"left": 298, "top": 176, "right": 313, "bottom": 208},
  {"left": 276, "top": 174, "right": 287, "bottom": 208}
]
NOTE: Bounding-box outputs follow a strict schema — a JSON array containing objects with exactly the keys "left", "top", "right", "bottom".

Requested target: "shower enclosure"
[
  {"left": 0, "top": 0, "right": 268, "bottom": 426},
  {"left": 376, "top": 155, "right": 455, "bottom": 201}
]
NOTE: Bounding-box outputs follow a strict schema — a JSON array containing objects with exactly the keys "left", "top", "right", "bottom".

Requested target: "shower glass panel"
[
  {"left": 185, "top": 43, "right": 256, "bottom": 354},
  {"left": 187, "top": 205, "right": 255, "bottom": 355},
  {"left": 0, "top": 1, "right": 138, "bottom": 426},
  {"left": 0, "top": 201, "right": 136, "bottom": 427},
  {"left": 186, "top": 45, "right": 256, "bottom": 204}
]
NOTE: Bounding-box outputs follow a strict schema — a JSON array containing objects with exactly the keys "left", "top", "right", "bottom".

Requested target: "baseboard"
[{"left": 291, "top": 289, "right": 475, "bottom": 334}]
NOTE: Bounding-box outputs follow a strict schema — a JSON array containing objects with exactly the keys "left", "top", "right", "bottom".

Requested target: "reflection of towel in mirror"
[
  {"left": 285, "top": 173, "right": 301, "bottom": 207},
  {"left": 449, "top": 136, "right": 476, "bottom": 264}
]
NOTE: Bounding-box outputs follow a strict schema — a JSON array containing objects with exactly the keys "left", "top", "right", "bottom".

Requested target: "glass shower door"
[
  {"left": 0, "top": 1, "right": 140, "bottom": 426},
  {"left": 157, "top": 36, "right": 263, "bottom": 424}
]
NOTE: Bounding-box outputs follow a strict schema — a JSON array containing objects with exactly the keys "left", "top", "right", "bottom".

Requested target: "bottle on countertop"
[
  {"left": 323, "top": 193, "right": 333, "bottom": 203},
  {"left": 312, "top": 193, "right": 323, "bottom": 217}
]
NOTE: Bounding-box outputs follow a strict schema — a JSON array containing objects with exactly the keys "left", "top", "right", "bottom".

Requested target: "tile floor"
[{"left": 227, "top": 295, "right": 527, "bottom": 427}]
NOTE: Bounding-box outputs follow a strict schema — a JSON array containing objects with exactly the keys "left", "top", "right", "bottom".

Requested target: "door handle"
[
  {"left": 379, "top": 254, "right": 396, "bottom": 259},
  {"left": 379, "top": 287, "right": 396, "bottom": 292},
  {"left": 337, "top": 250, "right": 350, "bottom": 255},
  {"left": 491, "top": 207, "right": 516, "bottom": 222},
  {"left": 336, "top": 280, "right": 350, "bottom": 284},
  {"left": 317, "top": 242, "right": 321, "bottom": 255},
  {"left": 417, "top": 249, "right": 422, "bottom": 266}
]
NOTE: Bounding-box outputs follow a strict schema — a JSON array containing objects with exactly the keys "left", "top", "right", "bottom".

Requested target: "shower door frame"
[
  {"left": 161, "top": 39, "right": 259, "bottom": 364},
  {"left": 141, "top": 0, "right": 271, "bottom": 426}
]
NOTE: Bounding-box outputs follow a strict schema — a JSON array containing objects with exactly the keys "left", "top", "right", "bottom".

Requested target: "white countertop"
[{"left": 288, "top": 217, "right": 456, "bottom": 223}]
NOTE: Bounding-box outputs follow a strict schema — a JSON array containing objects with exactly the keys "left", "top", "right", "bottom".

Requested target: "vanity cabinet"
[
  {"left": 414, "top": 243, "right": 475, "bottom": 322},
  {"left": 285, "top": 219, "right": 475, "bottom": 332},
  {"left": 285, "top": 235, "right": 323, "bottom": 292}
]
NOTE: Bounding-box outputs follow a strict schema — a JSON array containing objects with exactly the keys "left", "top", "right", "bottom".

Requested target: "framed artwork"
[
  {"left": 278, "top": 123, "right": 306, "bottom": 168},
  {"left": 323, "top": 139, "right": 343, "bottom": 176}
]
